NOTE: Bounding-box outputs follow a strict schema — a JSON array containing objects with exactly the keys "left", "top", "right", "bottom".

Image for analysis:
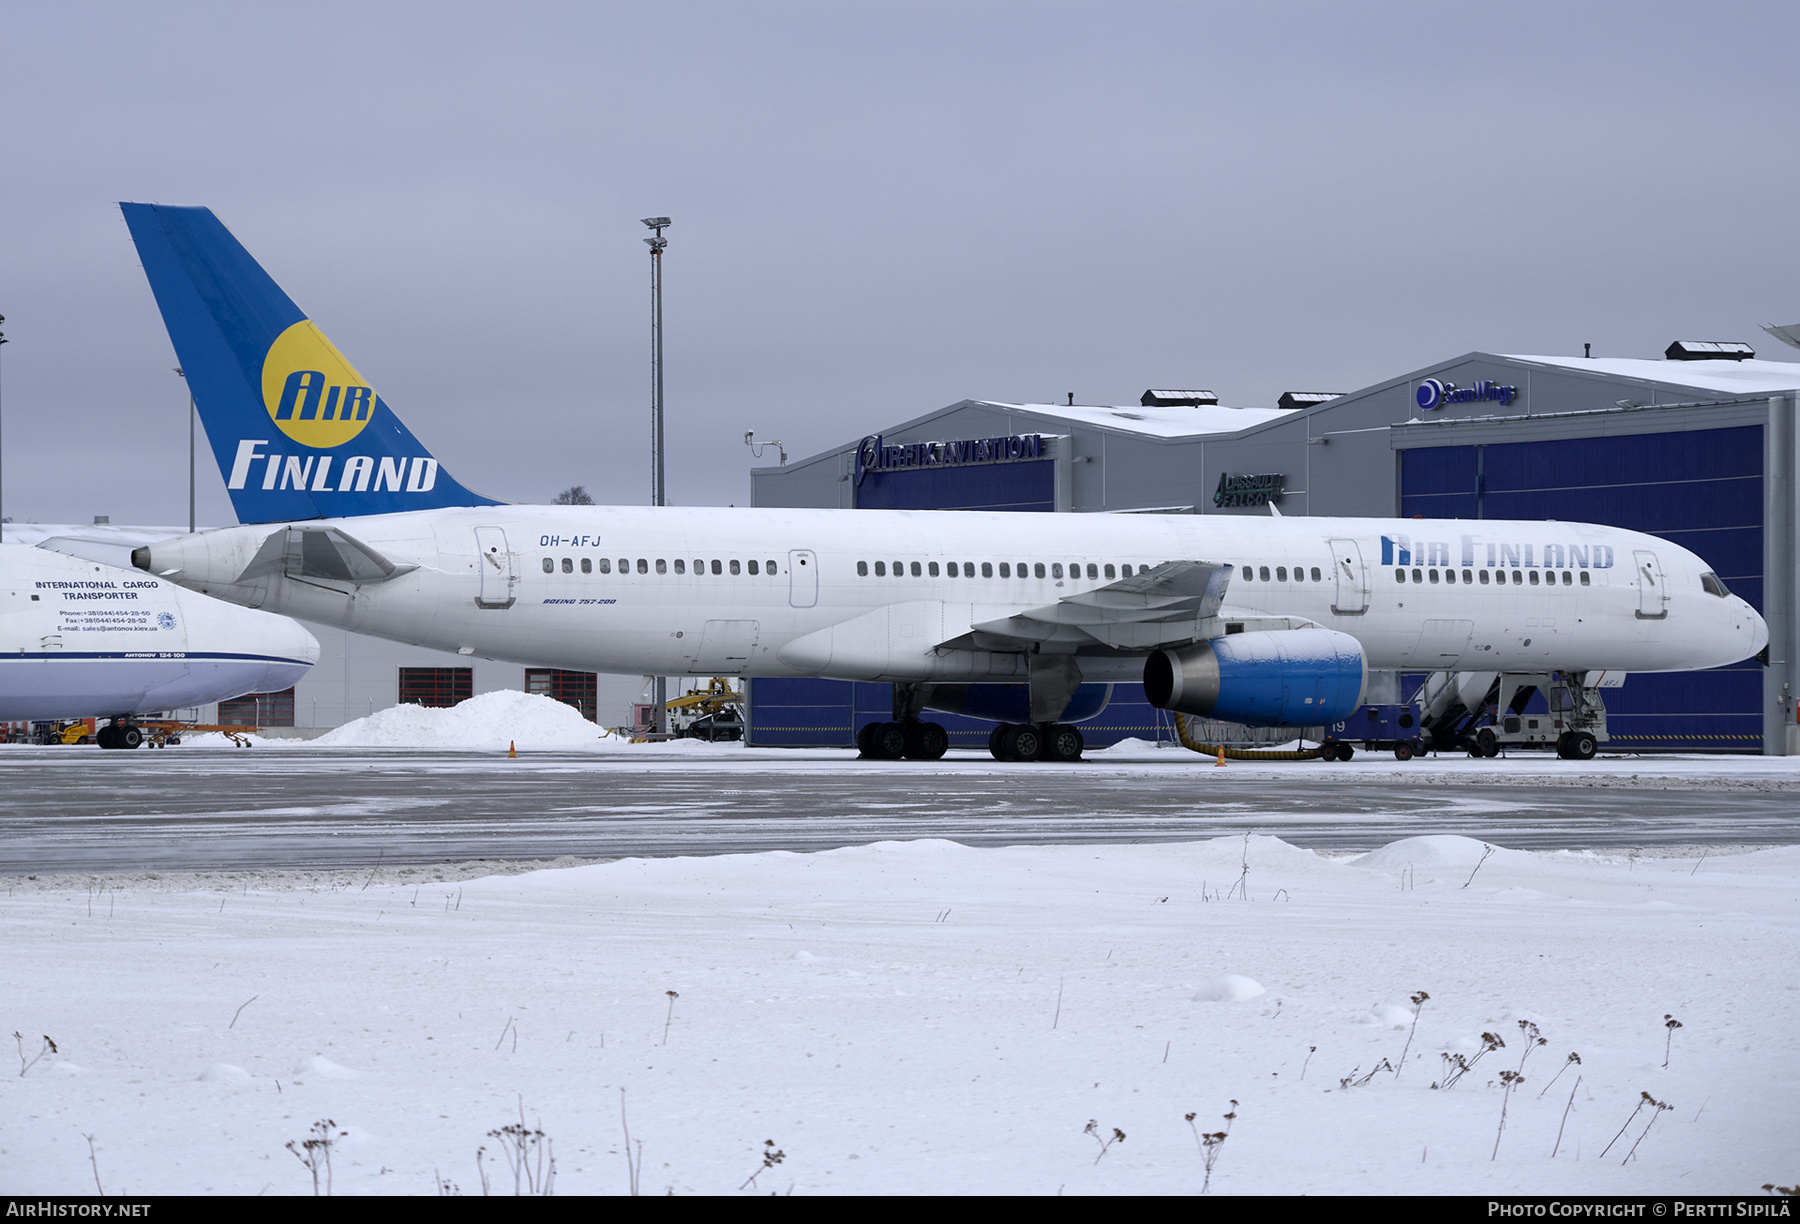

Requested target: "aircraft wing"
[
  {"left": 955, "top": 560, "right": 1234, "bottom": 651},
  {"left": 769, "top": 562, "right": 1316, "bottom": 680},
  {"left": 1763, "top": 322, "right": 1800, "bottom": 352}
]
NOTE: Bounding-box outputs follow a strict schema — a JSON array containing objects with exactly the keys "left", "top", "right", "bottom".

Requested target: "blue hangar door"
[
  {"left": 1400, "top": 425, "right": 1764, "bottom": 752},
  {"left": 746, "top": 457, "right": 1165, "bottom": 748}
]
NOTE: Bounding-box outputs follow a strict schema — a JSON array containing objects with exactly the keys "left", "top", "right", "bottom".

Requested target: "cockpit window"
[{"left": 1700, "top": 571, "right": 1731, "bottom": 598}]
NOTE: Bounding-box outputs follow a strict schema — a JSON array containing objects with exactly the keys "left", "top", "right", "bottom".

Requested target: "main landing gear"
[
  {"left": 988, "top": 722, "right": 1084, "bottom": 763},
  {"left": 96, "top": 721, "right": 144, "bottom": 750},
  {"left": 854, "top": 719, "right": 1087, "bottom": 761},
  {"left": 858, "top": 676, "right": 1090, "bottom": 762},
  {"left": 857, "top": 719, "right": 949, "bottom": 760}
]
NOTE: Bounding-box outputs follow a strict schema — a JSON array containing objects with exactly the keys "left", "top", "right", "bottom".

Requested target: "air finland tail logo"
[{"left": 262, "top": 320, "right": 377, "bottom": 448}]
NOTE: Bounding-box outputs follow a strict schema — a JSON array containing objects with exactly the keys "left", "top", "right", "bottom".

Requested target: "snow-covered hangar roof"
[
  {"left": 975, "top": 400, "right": 1297, "bottom": 439},
  {"left": 1502, "top": 353, "right": 1800, "bottom": 397}
]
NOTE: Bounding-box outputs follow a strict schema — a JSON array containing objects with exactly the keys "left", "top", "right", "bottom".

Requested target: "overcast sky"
[{"left": 3, "top": 0, "right": 1797, "bottom": 526}]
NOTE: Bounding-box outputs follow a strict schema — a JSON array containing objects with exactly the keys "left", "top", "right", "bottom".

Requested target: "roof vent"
[
  {"left": 1141, "top": 389, "right": 1218, "bottom": 407},
  {"left": 1665, "top": 340, "right": 1755, "bottom": 362},
  {"left": 1277, "top": 391, "right": 1343, "bottom": 410}
]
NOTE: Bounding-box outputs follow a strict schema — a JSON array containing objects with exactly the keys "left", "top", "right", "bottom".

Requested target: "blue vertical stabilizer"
[{"left": 121, "top": 203, "right": 499, "bottom": 522}]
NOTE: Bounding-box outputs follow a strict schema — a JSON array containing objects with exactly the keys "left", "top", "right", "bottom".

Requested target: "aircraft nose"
[
  {"left": 277, "top": 616, "right": 322, "bottom": 666},
  {"left": 1745, "top": 600, "right": 1769, "bottom": 658}
]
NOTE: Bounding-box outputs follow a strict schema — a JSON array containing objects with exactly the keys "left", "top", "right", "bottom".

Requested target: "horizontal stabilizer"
[{"left": 236, "top": 526, "right": 417, "bottom": 588}]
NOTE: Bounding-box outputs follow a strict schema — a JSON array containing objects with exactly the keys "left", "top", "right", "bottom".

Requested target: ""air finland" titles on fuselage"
[{"left": 1381, "top": 533, "right": 1616, "bottom": 570}]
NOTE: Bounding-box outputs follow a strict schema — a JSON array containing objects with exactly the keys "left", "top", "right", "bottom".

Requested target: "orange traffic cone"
[
  {"left": 1215, "top": 744, "right": 1226, "bottom": 767},
  {"left": 508, "top": 740, "right": 517, "bottom": 758}
]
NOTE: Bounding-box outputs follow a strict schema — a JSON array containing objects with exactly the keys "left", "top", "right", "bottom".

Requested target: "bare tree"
[{"left": 552, "top": 486, "right": 594, "bottom": 505}]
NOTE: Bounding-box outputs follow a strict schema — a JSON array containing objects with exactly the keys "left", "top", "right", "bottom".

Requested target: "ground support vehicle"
[
  {"left": 1462, "top": 672, "right": 1609, "bottom": 760},
  {"left": 666, "top": 679, "right": 746, "bottom": 742},
  {"left": 1322, "top": 703, "right": 1426, "bottom": 761}
]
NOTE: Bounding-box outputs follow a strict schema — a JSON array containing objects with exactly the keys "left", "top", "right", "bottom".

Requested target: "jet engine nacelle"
[{"left": 1143, "top": 628, "right": 1366, "bottom": 726}]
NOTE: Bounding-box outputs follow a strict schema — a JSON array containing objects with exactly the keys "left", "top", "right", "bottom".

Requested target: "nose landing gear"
[{"left": 1556, "top": 730, "right": 1598, "bottom": 760}]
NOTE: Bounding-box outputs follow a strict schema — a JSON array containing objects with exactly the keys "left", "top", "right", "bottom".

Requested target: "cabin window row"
[
  {"left": 855, "top": 560, "right": 1145, "bottom": 579},
  {"left": 1394, "top": 567, "right": 1588, "bottom": 587},
  {"left": 542, "top": 557, "right": 779, "bottom": 576},
  {"left": 1240, "top": 565, "right": 1324, "bottom": 583}
]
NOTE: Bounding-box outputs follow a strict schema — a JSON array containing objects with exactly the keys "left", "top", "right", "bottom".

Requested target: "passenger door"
[
  {"left": 1633, "top": 549, "right": 1667, "bottom": 620},
  {"left": 1328, "top": 539, "right": 1369, "bottom": 615},
  {"left": 474, "top": 526, "right": 516, "bottom": 609},
  {"left": 788, "top": 549, "right": 818, "bottom": 608}
]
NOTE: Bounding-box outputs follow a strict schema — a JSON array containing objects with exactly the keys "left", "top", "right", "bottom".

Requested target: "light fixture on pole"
[
  {"left": 744, "top": 431, "right": 787, "bottom": 466},
  {"left": 642, "top": 216, "right": 671, "bottom": 732}
]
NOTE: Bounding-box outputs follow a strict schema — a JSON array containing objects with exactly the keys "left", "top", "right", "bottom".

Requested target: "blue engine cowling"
[{"left": 1142, "top": 628, "right": 1366, "bottom": 726}]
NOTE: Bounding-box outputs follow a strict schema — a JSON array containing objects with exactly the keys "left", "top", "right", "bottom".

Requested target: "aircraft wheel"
[
  {"left": 1475, "top": 728, "right": 1499, "bottom": 758},
  {"left": 905, "top": 721, "right": 949, "bottom": 760},
  {"left": 868, "top": 721, "right": 907, "bottom": 760},
  {"left": 988, "top": 724, "right": 1009, "bottom": 760},
  {"left": 1568, "top": 731, "right": 1597, "bottom": 761},
  {"left": 119, "top": 725, "right": 144, "bottom": 750},
  {"left": 96, "top": 725, "right": 118, "bottom": 750},
  {"left": 1006, "top": 723, "right": 1045, "bottom": 762},
  {"left": 1393, "top": 742, "right": 1414, "bottom": 762},
  {"left": 856, "top": 721, "right": 879, "bottom": 758},
  {"left": 1044, "top": 723, "right": 1083, "bottom": 762}
]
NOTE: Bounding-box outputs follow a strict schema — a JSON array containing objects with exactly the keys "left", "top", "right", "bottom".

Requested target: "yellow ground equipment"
[
  {"left": 665, "top": 678, "right": 746, "bottom": 741},
  {"left": 34, "top": 719, "right": 96, "bottom": 745}
]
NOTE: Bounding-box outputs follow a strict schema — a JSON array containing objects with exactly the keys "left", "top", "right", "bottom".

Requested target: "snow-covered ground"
[{"left": 4, "top": 834, "right": 1795, "bottom": 1195}]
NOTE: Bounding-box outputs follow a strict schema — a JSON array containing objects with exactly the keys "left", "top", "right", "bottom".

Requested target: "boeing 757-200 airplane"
[{"left": 118, "top": 203, "right": 1767, "bottom": 760}]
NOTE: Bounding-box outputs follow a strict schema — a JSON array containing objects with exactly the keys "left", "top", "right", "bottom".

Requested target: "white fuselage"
[
  {"left": 0, "top": 544, "right": 320, "bottom": 721},
  {"left": 138, "top": 506, "right": 1767, "bottom": 687}
]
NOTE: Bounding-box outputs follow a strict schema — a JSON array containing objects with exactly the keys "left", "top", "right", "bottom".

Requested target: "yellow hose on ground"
[{"left": 1172, "top": 713, "right": 1325, "bottom": 761}]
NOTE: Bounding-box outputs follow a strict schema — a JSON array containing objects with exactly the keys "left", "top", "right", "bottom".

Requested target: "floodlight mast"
[
  {"left": 643, "top": 217, "right": 670, "bottom": 510},
  {"left": 0, "top": 313, "right": 8, "bottom": 544},
  {"left": 642, "top": 217, "right": 670, "bottom": 733}
]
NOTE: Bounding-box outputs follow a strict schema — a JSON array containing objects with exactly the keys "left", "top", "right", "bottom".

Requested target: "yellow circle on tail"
[{"left": 260, "top": 320, "right": 378, "bottom": 448}]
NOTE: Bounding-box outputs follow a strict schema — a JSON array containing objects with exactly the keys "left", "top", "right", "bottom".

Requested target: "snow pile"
[
  {"left": 313, "top": 690, "right": 619, "bottom": 751},
  {"left": 1351, "top": 834, "right": 1533, "bottom": 882},
  {"left": 1361, "top": 1001, "right": 1416, "bottom": 1029},
  {"left": 1191, "top": 973, "right": 1266, "bottom": 1003}
]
